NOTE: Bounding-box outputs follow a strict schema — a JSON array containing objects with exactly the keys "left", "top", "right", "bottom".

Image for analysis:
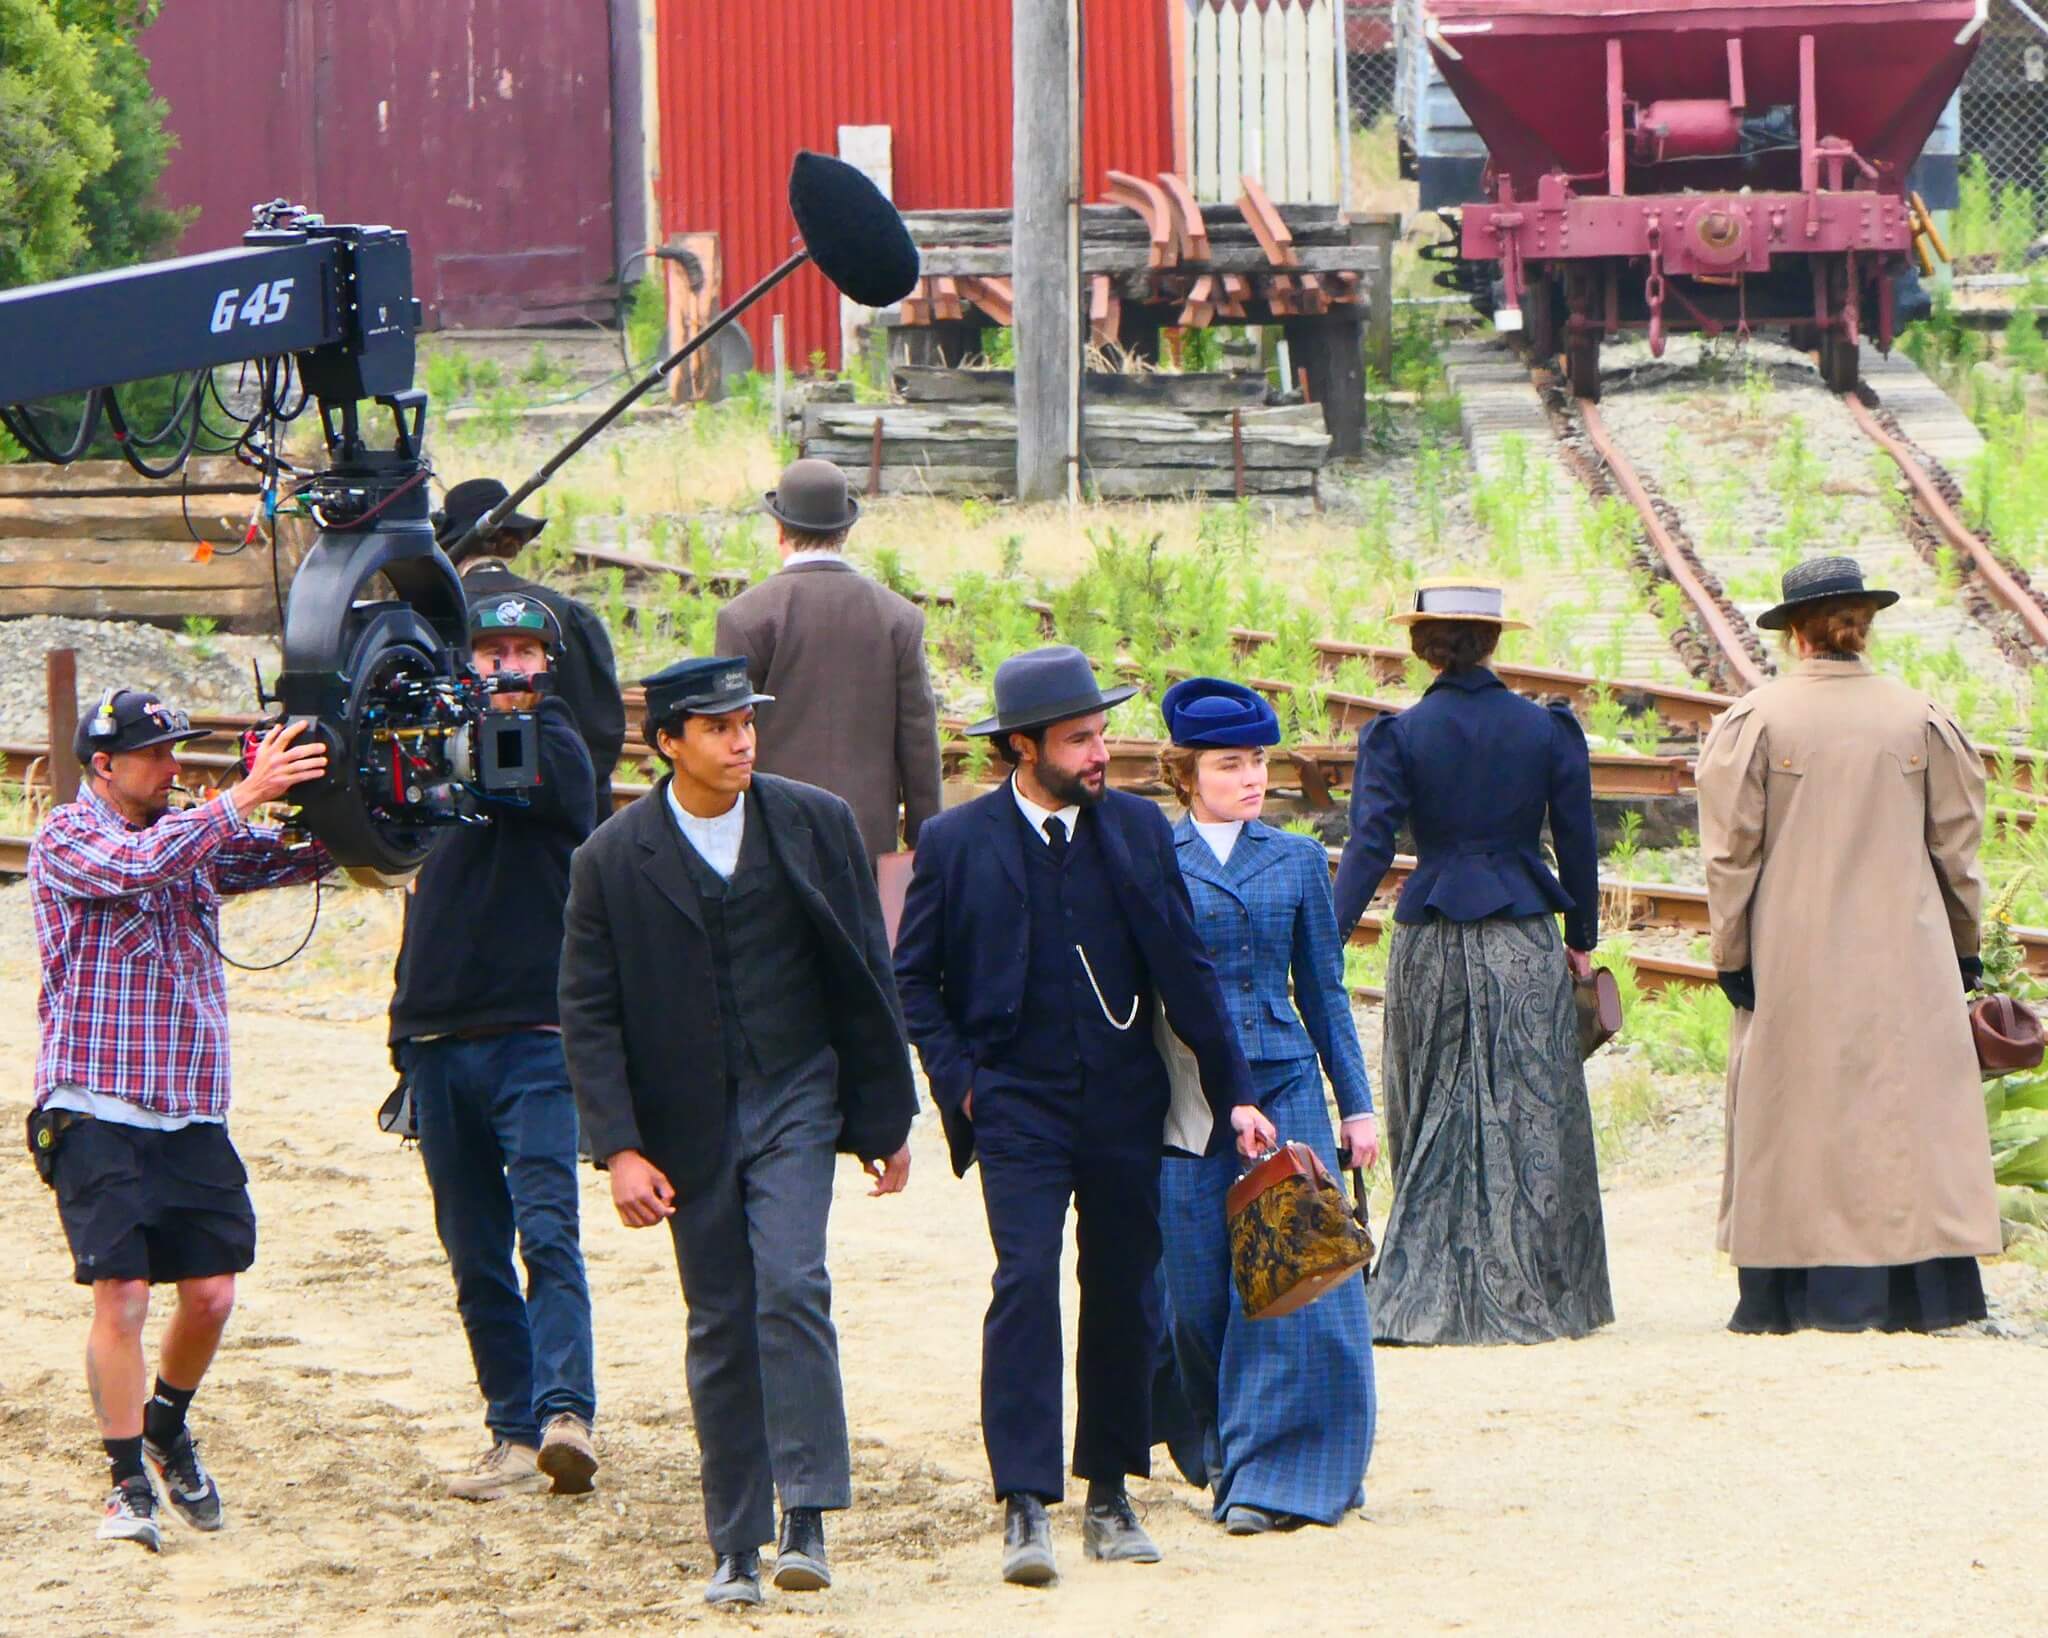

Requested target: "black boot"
[
  {"left": 774, "top": 1506, "right": 830, "bottom": 1591},
  {"left": 1001, "top": 1493, "right": 1057, "bottom": 1586},
  {"left": 704, "top": 1549, "right": 762, "bottom": 1608},
  {"left": 1082, "top": 1482, "right": 1160, "bottom": 1563}
]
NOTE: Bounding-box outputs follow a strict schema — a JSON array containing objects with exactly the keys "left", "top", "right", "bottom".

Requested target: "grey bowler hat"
[
  {"left": 1756, "top": 555, "right": 1899, "bottom": 630},
  {"left": 764, "top": 457, "right": 861, "bottom": 534}
]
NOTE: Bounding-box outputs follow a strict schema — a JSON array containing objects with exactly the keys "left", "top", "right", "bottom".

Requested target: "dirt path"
[{"left": 2, "top": 971, "right": 2043, "bottom": 1635}]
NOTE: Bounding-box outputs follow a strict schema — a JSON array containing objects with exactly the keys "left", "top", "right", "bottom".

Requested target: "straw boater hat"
[
  {"left": 1391, "top": 575, "right": 1530, "bottom": 631},
  {"left": 1755, "top": 555, "right": 1898, "bottom": 630}
]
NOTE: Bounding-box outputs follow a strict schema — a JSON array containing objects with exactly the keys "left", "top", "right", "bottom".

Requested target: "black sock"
[
  {"left": 143, "top": 1377, "right": 196, "bottom": 1449},
  {"left": 104, "top": 1436, "right": 146, "bottom": 1486},
  {"left": 1085, "top": 1479, "right": 1124, "bottom": 1507}
]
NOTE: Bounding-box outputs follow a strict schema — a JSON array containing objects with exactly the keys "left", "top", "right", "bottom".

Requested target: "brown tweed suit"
[{"left": 714, "top": 558, "right": 943, "bottom": 858}]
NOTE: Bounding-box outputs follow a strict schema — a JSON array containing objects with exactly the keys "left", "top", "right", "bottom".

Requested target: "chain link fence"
[
  {"left": 1341, "top": 4, "right": 1406, "bottom": 213},
  {"left": 1954, "top": 2, "right": 2048, "bottom": 267}
]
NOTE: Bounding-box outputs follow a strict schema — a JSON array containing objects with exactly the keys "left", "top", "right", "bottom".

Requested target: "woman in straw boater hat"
[
  {"left": 1332, "top": 577, "right": 1613, "bottom": 1344},
  {"left": 1153, "top": 677, "right": 1378, "bottom": 1535},
  {"left": 1696, "top": 556, "right": 1999, "bottom": 1334}
]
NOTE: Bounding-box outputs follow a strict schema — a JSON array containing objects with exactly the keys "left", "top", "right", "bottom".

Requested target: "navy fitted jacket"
[
  {"left": 894, "top": 782, "right": 1256, "bottom": 1176},
  {"left": 1333, "top": 668, "right": 1600, "bottom": 951}
]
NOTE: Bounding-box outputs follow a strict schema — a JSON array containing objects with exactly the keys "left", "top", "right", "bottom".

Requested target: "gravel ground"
[{"left": 0, "top": 617, "right": 279, "bottom": 745}]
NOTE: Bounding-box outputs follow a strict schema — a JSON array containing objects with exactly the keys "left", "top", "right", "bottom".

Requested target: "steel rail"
[
  {"left": 1843, "top": 391, "right": 2048, "bottom": 652},
  {"left": 1576, "top": 396, "right": 1771, "bottom": 693}
]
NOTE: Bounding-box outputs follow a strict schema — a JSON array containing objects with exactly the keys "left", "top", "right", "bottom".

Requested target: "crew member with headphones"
[
  {"left": 388, "top": 595, "right": 602, "bottom": 1502},
  {"left": 28, "top": 689, "right": 330, "bottom": 1551}
]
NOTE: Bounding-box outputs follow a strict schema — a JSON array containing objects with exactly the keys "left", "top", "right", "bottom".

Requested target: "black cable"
[
  {"left": 1, "top": 389, "right": 105, "bottom": 464},
  {"left": 103, "top": 381, "right": 203, "bottom": 479},
  {"left": 193, "top": 875, "right": 325, "bottom": 971}
]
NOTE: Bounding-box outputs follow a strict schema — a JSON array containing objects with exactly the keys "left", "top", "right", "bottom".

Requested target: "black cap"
[
  {"left": 469, "top": 589, "right": 563, "bottom": 651},
  {"left": 434, "top": 477, "right": 546, "bottom": 562},
  {"left": 640, "top": 656, "right": 774, "bottom": 731},
  {"left": 72, "top": 688, "right": 207, "bottom": 762}
]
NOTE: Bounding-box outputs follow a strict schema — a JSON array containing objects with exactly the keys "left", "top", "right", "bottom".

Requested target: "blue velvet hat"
[{"left": 1160, "top": 676, "right": 1281, "bottom": 748}]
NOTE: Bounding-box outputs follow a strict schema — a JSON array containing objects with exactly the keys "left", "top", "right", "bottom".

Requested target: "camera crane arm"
[
  {"left": 0, "top": 208, "right": 421, "bottom": 464},
  {"left": 0, "top": 154, "right": 920, "bottom": 883}
]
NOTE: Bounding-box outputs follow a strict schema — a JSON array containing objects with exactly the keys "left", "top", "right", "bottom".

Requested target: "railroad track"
[{"left": 1555, "top": 348, "right": 2048, "bottom": 741}]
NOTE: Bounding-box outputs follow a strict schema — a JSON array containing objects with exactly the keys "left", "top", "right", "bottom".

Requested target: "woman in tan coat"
[{"left": 1696, "top": 556, "right": 2001, "bottom": 1335}]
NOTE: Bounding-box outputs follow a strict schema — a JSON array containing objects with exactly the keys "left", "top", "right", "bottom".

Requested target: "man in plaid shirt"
[{"left": 29, "top": 687, "right": 329, "bottom": 1552}]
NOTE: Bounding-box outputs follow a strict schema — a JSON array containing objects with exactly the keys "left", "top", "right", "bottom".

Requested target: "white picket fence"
[{"left": 1187, "top": 0, "right": 1346, "bottom": 205}]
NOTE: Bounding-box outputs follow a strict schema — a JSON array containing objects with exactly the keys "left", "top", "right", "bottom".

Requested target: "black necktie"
[{"left": 1044, "top": 815, "right": 1069, "bottom": 860}]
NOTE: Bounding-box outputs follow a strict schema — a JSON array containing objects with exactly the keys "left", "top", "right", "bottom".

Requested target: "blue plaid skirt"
[{"left": 1159, "top": 1058, "right": 1377, "bottom": 1523}]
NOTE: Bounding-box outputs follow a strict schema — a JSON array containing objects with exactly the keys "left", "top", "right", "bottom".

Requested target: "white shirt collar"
[
  {"left": 665, "top": 781, "right": 746, "bottom": 878},
  {"left": 1191, "top": 816, "right": 1244, "bottom": 865},
  {"left": 1011, "top": 779, "right": 1081, "bottom": 845},
  {"left": 782, "top": 550, "right": 854, "bottom": 571}
]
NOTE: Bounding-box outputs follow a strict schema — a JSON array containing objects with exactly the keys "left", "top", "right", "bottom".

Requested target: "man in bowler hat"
[
  {"left": 715, "top": 458, "right": 942, "bottom": 861},
  {"left": 436, "top": 476, "right": 627, "bottom": 810},
  {"left": 893, "top": 645, "right": 1273, "bottom": 1586},
  {"left": 558, "top": 655, "right": 916, "bottom": 1610}
]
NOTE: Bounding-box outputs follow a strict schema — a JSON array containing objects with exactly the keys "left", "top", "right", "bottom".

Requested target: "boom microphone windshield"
[
  {"left": 450, "top": 151, "right": 922, "bottom": 558},
  {"left": 789, "top": 150, "right": 921, "bottom": 307}
]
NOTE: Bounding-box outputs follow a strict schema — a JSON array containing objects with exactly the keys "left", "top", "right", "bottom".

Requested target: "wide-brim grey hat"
[
  {"left": 1756, "top": 555, "right": 1900, "bottom": 630},
  {"left": 764, "top": 457, "right": 861, "bottom": 534},
  {"left": 966, "top": 644, "right": 1139, "bottom": 737}
]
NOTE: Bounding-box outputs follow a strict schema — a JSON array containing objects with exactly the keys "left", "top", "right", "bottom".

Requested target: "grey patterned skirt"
[{"left": 1372, "top": 913, "right": 1614, "bottom": 1345}]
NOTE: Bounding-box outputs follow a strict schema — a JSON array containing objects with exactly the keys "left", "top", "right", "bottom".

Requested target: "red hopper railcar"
[{"left": 1429, "top": 0, "right": 1987, "bottom": 396}]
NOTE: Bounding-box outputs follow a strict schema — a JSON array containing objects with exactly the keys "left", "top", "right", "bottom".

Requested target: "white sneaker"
[
  {"left": 98, "top": 1474, "right": 162, "bottom": 1551},
  {"left": 446, "top": 1441, "right": 547, "bottom": 1502}
]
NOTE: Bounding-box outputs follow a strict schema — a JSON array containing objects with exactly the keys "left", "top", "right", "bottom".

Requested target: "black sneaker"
[
  {"left": 97, "top": 1474, "right": 162, "bottom": 1551},
  {"left": 144, "top": 1430, "right": 224, "bottom": 1531},
  {"left": 1082, "top": 1487, "right": 1160, "bottom": 1563}
]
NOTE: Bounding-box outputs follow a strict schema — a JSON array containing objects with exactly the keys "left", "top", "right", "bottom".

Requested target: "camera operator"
[
  {"left": 27, "top": 691, "right": 329, "bottom": 1551},
  {"left": 436, "top": 477, "right": 627, "bottom": 812},
  {"left": 389, "top": 595, "right": 601, "bottom": 1502}
]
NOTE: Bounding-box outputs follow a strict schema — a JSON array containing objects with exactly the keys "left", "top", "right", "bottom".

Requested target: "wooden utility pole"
[
  {"left": 47, "top": 648, "right": 80, "bottom": 805},
  {"left": 1013, "top": 0, "right": 1081, "bottom": 503}
]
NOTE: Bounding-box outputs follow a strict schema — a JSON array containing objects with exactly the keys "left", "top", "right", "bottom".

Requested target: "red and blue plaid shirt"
[{"left": 31, "top": 786, "right": 330, "bottom": 1118}]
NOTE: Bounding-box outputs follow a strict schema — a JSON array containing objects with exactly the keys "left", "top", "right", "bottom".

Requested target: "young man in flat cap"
[
  {"left": 436, "top": 476, "right": 627, "bottom": 811},
  {"left": 558, "top": 655, "right": 917, "bottom": 1609},
  {"left": 29, "top": 690, "right": 329, "bottom": 1550},
  {"left": 390, "top": 594, "right": 600, "bottom": 1501},
  {"left": 892, "top": 645, "right": 1273, "bottom": 1587},
  {"left": 714, "top": 457, "right": 942, "bottom": 862}
]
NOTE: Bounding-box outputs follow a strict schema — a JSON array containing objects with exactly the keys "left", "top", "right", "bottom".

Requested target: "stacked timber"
[
  {"left": 0, "top": 456, "right": 277, "bottom": 629},
  {"left": 802, "top": 376, "right": 1331, "bottom": 498}
]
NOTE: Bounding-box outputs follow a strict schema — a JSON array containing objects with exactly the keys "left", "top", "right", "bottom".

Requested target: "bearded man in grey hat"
[{"left": 714, "top": 457, "right": 942, "bottom": 862}]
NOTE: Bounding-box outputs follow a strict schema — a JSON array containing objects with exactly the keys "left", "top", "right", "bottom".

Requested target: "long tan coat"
[{"left": 1696, "top": 658, "right": 2001, "bottom": 1267}]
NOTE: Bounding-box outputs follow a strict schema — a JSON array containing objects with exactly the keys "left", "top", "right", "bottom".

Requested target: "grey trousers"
[{"left": 667, "top": 1045, "right": 851, "bottom": 1553}]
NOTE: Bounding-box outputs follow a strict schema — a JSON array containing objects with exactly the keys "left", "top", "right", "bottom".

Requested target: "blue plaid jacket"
[{"left": 1172, "top": 817, "right": 1372, "bottom": 1119}]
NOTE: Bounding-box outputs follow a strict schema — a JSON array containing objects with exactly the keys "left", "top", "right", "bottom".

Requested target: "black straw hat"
[
  {"left": 434, "top": 478, "right": 546, "bottom": 561},
  {"left": 1756, "top": 555, "right": 1899, "bottom": 630},
  {"left": 966, "top": 645, "right": 1138, "bottom": 738}
]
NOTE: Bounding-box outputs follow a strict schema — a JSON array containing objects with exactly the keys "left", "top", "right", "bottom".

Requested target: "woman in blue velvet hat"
[{"left": 1155, "top": 676, "right": 1378, "bottom": 1535}]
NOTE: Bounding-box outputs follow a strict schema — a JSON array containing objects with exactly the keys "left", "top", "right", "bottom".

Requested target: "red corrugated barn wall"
[
  {"left": 138, "top": 0, "right": 621, "bottom": 329},
  {"left": 657, "top": 0, "right": 1175, "bottom": 368}
]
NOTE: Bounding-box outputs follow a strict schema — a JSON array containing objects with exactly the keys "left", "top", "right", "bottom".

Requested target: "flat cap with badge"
[
  {"left": 640, "top": 656, "right": 774, "bottom": 731},
  {"left": 73, "top": 688, "right": 207, "bottom": 763}
]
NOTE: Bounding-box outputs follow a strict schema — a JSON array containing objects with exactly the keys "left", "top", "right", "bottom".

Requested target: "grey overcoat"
[
  {"left": 715, "top": 558, "right": 943, "bottom": 859},
  {"left": 1697, "top": 658, "right": 2001, "bottom": 1268}
]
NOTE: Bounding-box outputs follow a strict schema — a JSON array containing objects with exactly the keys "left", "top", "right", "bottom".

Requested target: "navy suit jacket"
[
  {"left": 894, "top": 781, "right": 1256, "bottom": 1176},
  {"left": 1333, "top": 668, "right": 1600, "bottom": 951}
]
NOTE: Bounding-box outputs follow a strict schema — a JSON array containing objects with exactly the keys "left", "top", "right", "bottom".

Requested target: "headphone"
[{"left": 86, "top": 686, "right": 123, "bottom": 741}]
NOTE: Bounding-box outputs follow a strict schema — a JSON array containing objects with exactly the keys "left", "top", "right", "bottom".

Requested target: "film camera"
[{"left": 0, "top": 157, "right": 917, "bottom": 884}]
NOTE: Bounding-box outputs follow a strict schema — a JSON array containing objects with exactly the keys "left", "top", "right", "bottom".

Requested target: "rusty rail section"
[
  {"left": 1844, "top": 392, "right": 2048, "bottom": 653},
  {"left": 1575, "top": 396, "right": 1771, "bottom": 694}
]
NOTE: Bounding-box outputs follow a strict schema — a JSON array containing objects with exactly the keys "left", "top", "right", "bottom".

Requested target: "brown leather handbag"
[
  {"left": 1971, "top": 992, "right": 2046, "bottom": 1079},
  {"left": 1226, "top": 1142, "right": 1375, "bottom": 1320},
  {"left": 1574, "top": 966, "right": 1623, "bottom": 1060}
]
